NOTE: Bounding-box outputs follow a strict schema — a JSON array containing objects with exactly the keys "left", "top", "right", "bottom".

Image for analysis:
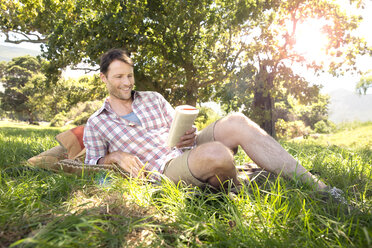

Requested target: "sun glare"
[{"left": 293, "top": 19, "right": 329, "bottom": 63}]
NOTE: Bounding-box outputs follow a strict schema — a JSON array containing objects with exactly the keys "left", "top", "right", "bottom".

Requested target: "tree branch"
[
  {"left": 199, "top": 46, "right": 244, "bottom": 88},
  {"left": 70, "top": 67, "right": 99, "bottom": 73},
  {"left": 199, "top": 74, "right": 229, "bottom": 88},
  {"left": 4, "top": 31, "right": 47, "bottom": 44}
]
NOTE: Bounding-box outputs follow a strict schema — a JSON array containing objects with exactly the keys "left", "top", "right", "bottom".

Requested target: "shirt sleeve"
[
  {"left": 156, "top": 92, "right": 175, "bottom": 128},
  {"left": 83, "top": 118, "right": 107, "bottom": 165}
]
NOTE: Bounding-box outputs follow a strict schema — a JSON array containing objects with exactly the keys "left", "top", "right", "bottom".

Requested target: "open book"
[{"left": 167, "top": 105, "right": 199, "bottom": 148}]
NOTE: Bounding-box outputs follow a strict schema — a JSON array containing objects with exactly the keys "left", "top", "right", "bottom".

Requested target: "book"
[{"left": 167, "top": 105, "right": 199, "bottom": 148}]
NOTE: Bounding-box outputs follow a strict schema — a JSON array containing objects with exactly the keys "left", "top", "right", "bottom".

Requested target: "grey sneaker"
[{"left": 325, "top": 186, "right": 348, "bottom": 205}]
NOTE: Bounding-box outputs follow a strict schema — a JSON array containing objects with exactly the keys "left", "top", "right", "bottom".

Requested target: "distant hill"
[
  {"left": 0, "top": 45, "right": 41, "bottom": 61},
  {"left": 328, "top": 89, "right": 372, "bottom": 123}
]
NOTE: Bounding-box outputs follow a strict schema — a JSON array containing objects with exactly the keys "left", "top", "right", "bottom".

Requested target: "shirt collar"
[{"left": 96, "top": 90, "right": 140, "bottom": 116}]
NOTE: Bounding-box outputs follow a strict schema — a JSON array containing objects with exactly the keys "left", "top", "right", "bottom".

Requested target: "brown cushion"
[
  {"left": 55, "top": 125, "right": 85, "bottom": 159},
  {"left": 27, "top": 145, "right": 68, "bottom": 171}
]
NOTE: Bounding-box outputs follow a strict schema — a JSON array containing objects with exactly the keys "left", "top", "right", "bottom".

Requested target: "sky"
[
  {"left": 1, "top": 0, "right": 371, "bottom": 94},
  {"left": 303, "top": 0, "right": 372, "bottom": 93}
]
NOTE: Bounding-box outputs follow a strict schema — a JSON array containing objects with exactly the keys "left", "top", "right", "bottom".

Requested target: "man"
[{"left": 84, "top": 48, "right": 335, "bottom": 194}]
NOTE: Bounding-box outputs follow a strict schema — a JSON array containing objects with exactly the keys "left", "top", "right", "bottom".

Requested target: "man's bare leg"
[
  {"left": 187, "top": 141, "right": 239, "bottom": 189},
  {"left": 213, "top": 113, "right": 327, "bottom": 190}
]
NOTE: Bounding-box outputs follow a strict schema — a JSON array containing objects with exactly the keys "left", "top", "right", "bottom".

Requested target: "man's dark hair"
[{"left": 100, "top": 49, "right": 133, "bottom": 75}]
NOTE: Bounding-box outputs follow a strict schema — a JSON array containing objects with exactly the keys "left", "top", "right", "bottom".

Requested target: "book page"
[{"left": 167, "top": 105, "right": 199, "bottom": 148}]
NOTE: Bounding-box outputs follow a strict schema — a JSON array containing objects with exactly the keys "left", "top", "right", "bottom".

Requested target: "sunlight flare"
[{"left": 293, "top": 18, "right": 330, "bottom": 63}]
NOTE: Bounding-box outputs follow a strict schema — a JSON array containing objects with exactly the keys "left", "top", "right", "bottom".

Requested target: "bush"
[
  {"left": 195, "top": 106, "right": 221, "bottom": 130},
  {"left": 314, "top": 120, "right": 336, "bottom": 134},
  {"left": 73, "top": 111, "right": 94, "bottom": 126},
  {"left": 50, "top": 111, "right": 68, "bottom": 127},
  {"left": 276, "top": 119, "right": 311, "bottom": 139},
  {"left": 50, "top": 100, "right": 103, "bottom": 127}
]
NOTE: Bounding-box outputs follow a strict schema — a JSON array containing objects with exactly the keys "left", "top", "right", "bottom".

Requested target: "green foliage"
[
  {"left": 275, "top": 119, "right": 311, "bottom": 139},
  {"left": 50, "top": 100, "right": 103, "bottom": 127},
  {"left": 50, "top": 112, "right": 67, "bottom": 127},
  {"left": 65, "top": 75, "right": 107, "bottom": 107},
  {"left": 356, "top": 71, "right": 372, "bottom": 95},
  {"left": 314, "top": 120, "right": 328, "bottom": 133},
  {"left": 71, "top": 101, "right": 103, "bottom": 126},
  {"left": 0, "top": 60, "right": 6, "bottom": 78},
  {"left": 194, "top": 106, "right": 221, "bottom": 130},
  {"left": 1, "top": 0, "right": 370, "bottom": 136},
  {"left": 0, "top": 56, "right": 46, "bottom": 122},
  {"left": 1, "top": 0, "right": 263, "bottom": 106},
  {"left": 294, "top": 94, "right": 331, "bottom": 128},
  {"left": 44, "top": 74, "right": 106, "bottom": 122},
  {"left": 0, "top": 56, "right": 106, "bottom": 123},
  {"left": 214, "top": 0, "right": 371, "bottom": 136},
  {"left": 314, "top": 120, "right": 336, "bottom": 134}
]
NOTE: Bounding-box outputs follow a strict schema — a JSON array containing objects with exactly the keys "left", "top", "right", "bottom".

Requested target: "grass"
[
  {"left": 316, "top": 121, "right": 372, "bottom": 149},
  {"left": 0, "top": 121, "right": 371, "bottom": 247}
]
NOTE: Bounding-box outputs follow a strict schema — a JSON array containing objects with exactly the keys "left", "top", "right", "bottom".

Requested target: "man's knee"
[
  {"left": 190, "top": 142, "right": 235, "bottom": 175},
  {"left": 223, "top": 113, "right": 259, "bottom": 129},
  {"left": 203, "top": 142, "right": 234, "bottom": 168},
  {"left": 215, "top": 113, "right": 265, "bottom": 143}
]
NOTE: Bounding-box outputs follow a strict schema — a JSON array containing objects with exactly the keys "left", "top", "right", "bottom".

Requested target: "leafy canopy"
[{"left": 0, "top": 0, "right": 269, "bottom": 105}]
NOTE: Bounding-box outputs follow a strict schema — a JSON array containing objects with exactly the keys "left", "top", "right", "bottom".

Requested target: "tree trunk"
[
  {"left": 184, "top": 69, "right": 198, "bottom": 106},
  {"left": 251, "top": 65, "right": 276, "bottom": 138},
  {"left": 28, "top": 110, "right": 35, "bottom": 124},
  {"left": 185, "top": 87, "right": 198, "bottom": 106},
  {"left": 252, "top": 89, "right": 276, "bottom": 138}
]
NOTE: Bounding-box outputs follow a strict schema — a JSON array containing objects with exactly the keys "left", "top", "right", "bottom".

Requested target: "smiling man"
[{"left": 84, "top": 48, "right": 344, "bottom": 198}]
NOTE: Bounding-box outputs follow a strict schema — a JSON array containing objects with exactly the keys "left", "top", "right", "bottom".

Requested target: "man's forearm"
[{"left": 96, "top": 151, "right": 145, "bottom": 178}]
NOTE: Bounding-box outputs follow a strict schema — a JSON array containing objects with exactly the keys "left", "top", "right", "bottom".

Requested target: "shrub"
[
  {"left": 276, "top": 119, "right": 311, "bottom": 139},
  {"left": 50, "top": 100, "right": 103, "bottom": 127},
  {"left": 50, "top": 111, "right": 68, "bottom": 127},
  {"left": 73, "top": 111, "right": 94, "bottom": 126},
  {"left": 314, "top": 120, "right": 336, "bottom": 134},
  {"left": 195, "top": 106, "right": 221, "bottom": 130}
]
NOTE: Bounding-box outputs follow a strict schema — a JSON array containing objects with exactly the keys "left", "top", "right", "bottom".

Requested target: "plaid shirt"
[{"left": 83, "top": 91, "right": 183, "bottom": 178}]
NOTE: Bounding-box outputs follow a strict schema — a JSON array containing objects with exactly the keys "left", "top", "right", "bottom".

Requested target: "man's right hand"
[{"left": 98, "top": 151, "right": 146, "bottom": 178}]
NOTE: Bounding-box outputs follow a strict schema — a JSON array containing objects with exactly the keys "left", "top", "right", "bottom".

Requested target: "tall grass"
[{"left": 0, "top": 121, "right": 371, "bottom": 247}]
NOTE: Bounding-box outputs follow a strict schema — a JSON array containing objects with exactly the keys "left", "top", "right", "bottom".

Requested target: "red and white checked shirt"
[{"left": 83, "top": 91, "right": 183, "bottom": 178}]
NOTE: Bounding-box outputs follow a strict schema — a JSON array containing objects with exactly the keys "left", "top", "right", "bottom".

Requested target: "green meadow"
[{"left": 0, "top": 121, "right": 371, "bottom": 247}]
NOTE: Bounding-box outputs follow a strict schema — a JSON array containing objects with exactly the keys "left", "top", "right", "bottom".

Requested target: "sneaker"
[{"left": 325, "top": 186, "right": 348, "bottom": 205}]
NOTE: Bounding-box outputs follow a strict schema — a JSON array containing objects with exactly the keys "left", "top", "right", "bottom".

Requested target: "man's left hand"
[{"left": 176, "top": 127, "right": 197, "bottom": 148}]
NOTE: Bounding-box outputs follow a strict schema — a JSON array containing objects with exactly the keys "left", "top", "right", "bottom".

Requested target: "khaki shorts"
[{"left": 163, "top": 121, "right": 218, "bottom": 187}]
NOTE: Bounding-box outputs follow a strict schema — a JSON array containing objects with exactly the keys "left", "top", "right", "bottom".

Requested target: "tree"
[
  {"left": 0, "top": 56, "right": 46, "bottom": 123},
  {"left": 295, "top": 94, "right": 330, "bottom": 129},
  {"left": 37, "top": 74, "right": 108, "bottom": 122},
  {"left": 2, "top": 0, "right": 370, "bottom": 136},
  {"left": 215, "top": 0, "right": 371, "bottom": 137},
  {"left": 0, "top": 61, "right": 6, "bottom": 118},
  {"left": 14, "top": 73, "right": 48, "bottom": 123},
  {"left": 0, "top": 55, "right": 108, "bottom": 123},
  {"left": 356, "top": 71, "right": 372, "bottom": 94},
  {"left": 0, "top": 61, "right": 6, "bottom": 78},
  {"left": 0, "top": 0, "right": 269, "bottom": 106}
]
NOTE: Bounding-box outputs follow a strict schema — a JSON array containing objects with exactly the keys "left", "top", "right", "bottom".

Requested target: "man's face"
[{"left": 100, "top": 60, "right": 134, "bottom": 101}]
